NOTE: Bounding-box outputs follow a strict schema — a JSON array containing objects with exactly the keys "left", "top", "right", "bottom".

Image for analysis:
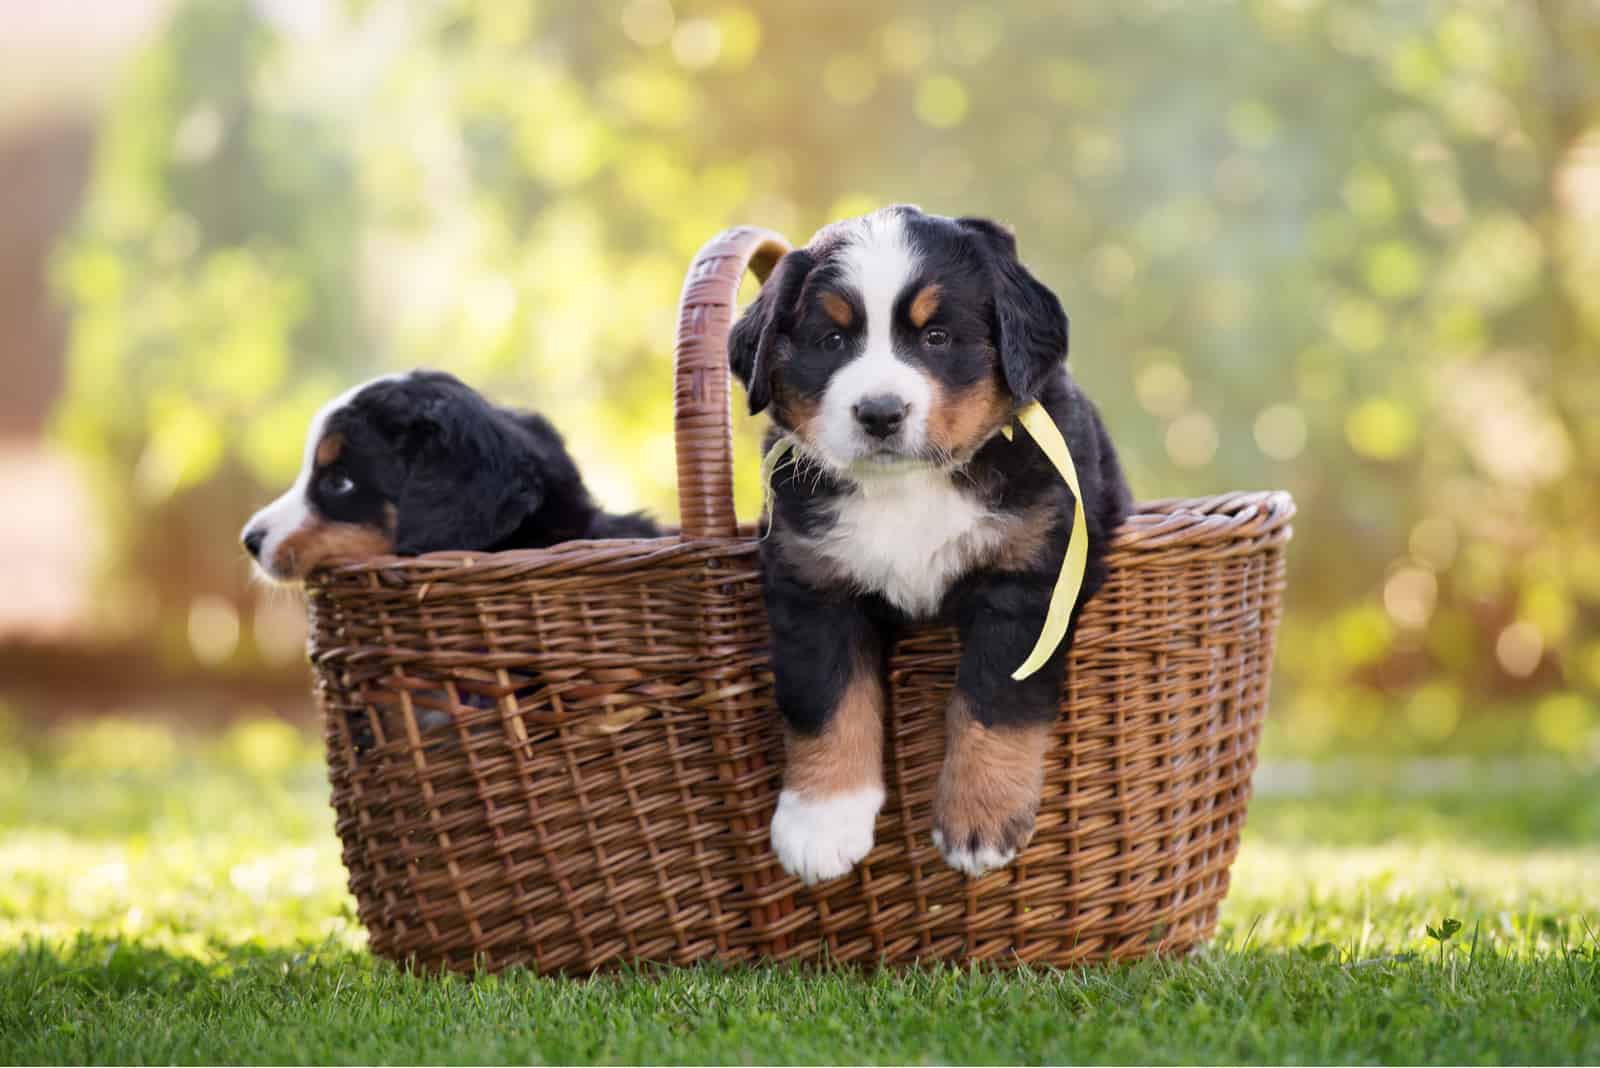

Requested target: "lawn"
[{"left": 2, "top": 716, "right": 1597, "bottom": 1064}]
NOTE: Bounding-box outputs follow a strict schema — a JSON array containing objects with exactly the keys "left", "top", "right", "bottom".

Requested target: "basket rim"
[{"left": 306, "top": 490, "right": 1295, "bottom": 584}]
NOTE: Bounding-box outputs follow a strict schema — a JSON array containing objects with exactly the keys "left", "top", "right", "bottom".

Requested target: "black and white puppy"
[
  {"left": 729, "top": 206, "right": 1132, "bottom": 883},
  {"left": 242, "top": 369, "right": 658, "bottom": 582}
]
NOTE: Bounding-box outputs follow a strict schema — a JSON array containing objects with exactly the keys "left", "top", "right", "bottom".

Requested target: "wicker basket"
[{"left": 305, "top": 226, "right": 1294, "bottom": 975}]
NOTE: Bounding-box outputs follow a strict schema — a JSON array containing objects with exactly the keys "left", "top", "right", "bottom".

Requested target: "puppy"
[
  {"left": 242, "top": 369, "right": 659, "bottom": 582},
  {"left": 729, "top": 206, "right": 1132, "bottom": 883}
]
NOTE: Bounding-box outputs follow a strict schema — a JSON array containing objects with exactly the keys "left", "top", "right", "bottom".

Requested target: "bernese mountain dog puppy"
[
  {"left": 729, "top": 206, "right": 1132, "bottom": 883},
  {"left": 242, "top": 369, "right": 658, "bottom": 582}
]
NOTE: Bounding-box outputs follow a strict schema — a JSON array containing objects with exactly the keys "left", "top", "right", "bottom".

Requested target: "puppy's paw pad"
[
  {"left": 770, "top": 787, "right": 883, "bottom": 886},
  {"left": 931, "top": 808, "right": 1036, "bottom": 878},
  {"left": 931, "top": 829, "right": 1017, "bottom": 877}
]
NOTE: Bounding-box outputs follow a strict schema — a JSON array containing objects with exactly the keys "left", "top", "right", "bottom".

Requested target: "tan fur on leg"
[
  {"left": 769, "top": 660, "right": 886, "bottom": 885},
  {"left": 783, "top": 662, "right": 884, "bottom": 799},
  {"left": 931, "top": 694, "right": 1051, "bottom": 876}
]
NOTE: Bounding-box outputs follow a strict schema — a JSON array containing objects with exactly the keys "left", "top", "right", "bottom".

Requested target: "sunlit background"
[
  {"left": 1, "top": 0, "right": 1597, "bottom": 1014},
  {"left": 3, "top": 8, "right": 1600, "bottom": 1048}
]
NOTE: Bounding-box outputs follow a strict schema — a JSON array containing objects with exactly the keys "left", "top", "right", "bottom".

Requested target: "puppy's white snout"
[{"left": 242, "top": 490, "right": 307, "bottom": 581}]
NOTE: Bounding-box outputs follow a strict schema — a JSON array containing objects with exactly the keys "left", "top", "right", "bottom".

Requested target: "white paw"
[
  {"left": 769, "top": 787, "right": 883, "bottom": 885},
  {"left": 931, "top": 828, "right": 1017, "bottom": 877}
]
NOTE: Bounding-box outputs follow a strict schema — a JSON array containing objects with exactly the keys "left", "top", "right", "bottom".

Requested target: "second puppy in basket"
[
  {"left": 241, "top": 369, "right": 661, "bottom": 749},
  {"left": 242, "top": 369, "right": 658, "bottom": 582},
  {"left": 729, "top": 206, "right": 1132, "bottom": 882}
]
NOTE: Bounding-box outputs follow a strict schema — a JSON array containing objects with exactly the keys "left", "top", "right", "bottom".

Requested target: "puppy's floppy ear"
[
  {"left": 372, "top": 376, "right": 543, "bottom": 554},
  {"left": 959, "top": 216, "right": 1069, "bottom": 404},
  {"left": 728, "top": 249, "right": 815, "bottom": 415}
]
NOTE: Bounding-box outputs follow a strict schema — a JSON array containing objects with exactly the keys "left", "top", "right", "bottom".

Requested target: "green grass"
[{"left": 2, "top": 716, "right": 1598, "bottom": 1064}]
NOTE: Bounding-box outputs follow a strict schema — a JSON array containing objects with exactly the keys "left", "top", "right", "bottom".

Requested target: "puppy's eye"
[
  {"left": 821, "top": 331, "right": 845, "bottom": 353},
  {"left": 320, "top": 473, "right": 356, "bottom": 497},
  {"left": 923, "top": 328, "right": 950, "bottom": 348}
]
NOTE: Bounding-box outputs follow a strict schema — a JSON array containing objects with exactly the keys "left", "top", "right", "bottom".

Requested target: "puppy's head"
[
  {"left": 728, "top": 206, "right": 1068, "bottom": 472},
  {"left": 241, "top": 370, "right": 546, "bottom": 582}
]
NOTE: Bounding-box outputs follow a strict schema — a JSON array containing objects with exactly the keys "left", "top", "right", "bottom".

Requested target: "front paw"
[
  {"left": 770, "top": 787, "right": 884, "bottom": 885},
  {"left": 931, "top": 806, "right": 1037, "bottom": 877},
  {"left": 931, "top": 709, "right": 1050, "bottom": 877}
]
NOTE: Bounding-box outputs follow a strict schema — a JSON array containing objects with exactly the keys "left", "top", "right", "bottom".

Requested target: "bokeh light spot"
[
  {"left": 1226, "top": 98, "right": 1279, "bottom": 149},
  {"left": 1345, "top": 397, "right": 1416, "bottom": 461},
  {"left": 621, "top": 0, "right": 675, "bottom": 46},
  {"left": 220, "top": 719, "right": 314, "bottom": 779},
  {"left": 1438, "top": 11, "right": 1496, "bottom": 72},
  {"left": 189, "top": 595, "right": 241, "bottom": 667},
  {"left": 716, "top": 7, "right": 762, "bottom": 68},
  {"left": 942, "top": 8, "right": 1002, "bottom": 66},
  {"left": 1090, "top": 243, "right": 1137, "bottom": 297},
  {"left": 1072, "top": 129, "right": 1123, "bottom": 180},
  {"left": 174, "top": 105, "right": 223, "bottom": 164},
  {"left": 1343, "top": 164, "right": 1397, "bottom": 224},
  {"left": 671, "top": 18, "right": 722, "bottom": 70},
  {"left": 58, "top": 720, "right": 180, "bottom": 775},
  {"left": 1365, "top": 240, "right": 1426, "bottom": 300},
  {"left": 1328, "top": 297, "right": 1388, "bottom": 352},
  {"left": 915, "top": 76, "right": 969, "bottom": 129},
  {"left": 1336, "top": 606, "right": 1393, "bottom": 666},
  {"left": 1383, "top": 566, "right": 1437, "bottom": 630},
  {"left": 1165, "top": 411, "right": 1218, "bottom": 468},
  {"left": 1533, "top": 694, "right": 1592, "bottom": 755},
  {"left": 1520, "top": 582, "right": 1574, "bottom": 644},
  {"left": 1254, "top": 404, "right": 1307, "bottom": 461},
  {"left": 1135, "top": 360, "right": 1191, "bottom": 418},
  {"left": 1495, "top": 621, "right": 1544, "bottom": 678},
  {"left": 881, "top": 17, "right": 934, "bottom": 69}
]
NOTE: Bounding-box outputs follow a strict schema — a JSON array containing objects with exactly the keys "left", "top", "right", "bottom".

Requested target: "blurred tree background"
[{"left": 16, "top": 0, "right": 1600, "bottom": 757}]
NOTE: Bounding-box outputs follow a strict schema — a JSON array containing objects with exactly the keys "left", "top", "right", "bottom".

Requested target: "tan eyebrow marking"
[
  {"left": 909, "top": 284, "right": 942, "bottom": 328},
  {"left": 315, "top": 433, "right": 344, "bottom": 467},
  {"left": 820, "top": 291, "right": 854, "bottom": 327}
]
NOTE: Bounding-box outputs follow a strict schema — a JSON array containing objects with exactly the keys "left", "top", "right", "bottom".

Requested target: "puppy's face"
[
  {"left": 242, "top": 376, "right": 403, "bottom": 582},
  {"left": 730, "top": 207, "right": 1069, "bottom": 472},
  {"left": 242, "top": 371, "right": 538, "bottom": 582}
]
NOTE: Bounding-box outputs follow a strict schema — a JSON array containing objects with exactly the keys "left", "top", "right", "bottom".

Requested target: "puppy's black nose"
[
  {"left": 242, "top": 527, "right": 265, "bottom": 559},
  {"left": 853, "top": 394, "right": 908, "bottom": 440}
]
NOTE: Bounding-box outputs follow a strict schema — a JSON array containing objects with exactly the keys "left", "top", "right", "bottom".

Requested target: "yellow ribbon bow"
[{"left": 758, "top": 399, "right": 1085, "bottom": 681}]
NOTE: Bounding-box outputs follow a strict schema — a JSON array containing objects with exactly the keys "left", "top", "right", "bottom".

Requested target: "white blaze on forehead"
[
  {"left": 815, "top": 210, "right": 932, "bottom": 465},
  {"left": 243, "top": 372, "right": 405, "bottom": 579}
]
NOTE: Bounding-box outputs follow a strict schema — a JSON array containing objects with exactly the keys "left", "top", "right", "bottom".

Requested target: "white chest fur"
[{"left": 809, "top": 469, "right": 1006, "bottom": 618}]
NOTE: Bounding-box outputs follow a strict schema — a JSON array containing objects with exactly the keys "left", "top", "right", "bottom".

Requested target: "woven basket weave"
[{"left": 305, "top": 226, "right": 1294, "bottom": 975}]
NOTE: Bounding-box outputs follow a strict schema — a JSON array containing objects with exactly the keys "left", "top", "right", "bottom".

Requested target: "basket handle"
[{"left": 673, "top": 226, "right": 793, "bottom": 539}]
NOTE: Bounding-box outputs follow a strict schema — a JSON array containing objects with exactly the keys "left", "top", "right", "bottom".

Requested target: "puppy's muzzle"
[
  {"left": 853, "top": 393, "right": 909, "bottom": 440},
  {"left": 242, "top": 525, "right": 266, "bottom": 559}
]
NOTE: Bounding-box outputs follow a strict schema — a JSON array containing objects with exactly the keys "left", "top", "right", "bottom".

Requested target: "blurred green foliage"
[{"left": 53, "top": 0, "right": 1600, "bottom": 752}]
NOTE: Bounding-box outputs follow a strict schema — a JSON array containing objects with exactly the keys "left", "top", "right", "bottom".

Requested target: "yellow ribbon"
[
  {"left": 757, "top": 399, "right": 1084, "bottom": 681},
  {"left": 1000, "top": 401, "right": 1088, "bottom": 680},
  {"left": 758, "top": 436, "right": 796, "bottom": 540}
]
